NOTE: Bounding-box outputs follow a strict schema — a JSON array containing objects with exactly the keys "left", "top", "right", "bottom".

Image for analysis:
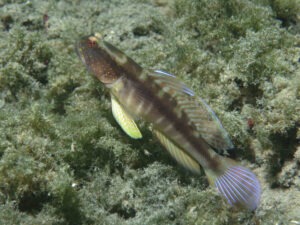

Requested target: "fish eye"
[{"left": 87, "top": 37, "right": 98, "bottom": 48}]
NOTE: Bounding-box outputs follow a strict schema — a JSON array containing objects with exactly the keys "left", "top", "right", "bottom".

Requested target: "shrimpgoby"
[{"left": 75, "top": 34, "right": 261, "bottom": 210}]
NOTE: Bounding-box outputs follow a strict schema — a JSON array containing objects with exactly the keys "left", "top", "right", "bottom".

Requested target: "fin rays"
[
  {"left": 154, "top": 129, "right": 201, "bottom": 174},
  {"left": 149, "top": 69, "right": 233, "bottom": 152},
  {"left": 111, "top": 95, "right": 142, "bottom": 139},
  {"left": 228, "top": 169, "right": 260, "bottom": 194},
  {"left": 150, "top": 70, "right": 195, "bottom": 96},
  {"left": 223, "top": 174, "right": 249, "bottom": 203},
  {"left": 215, "top": 166, "right": 261, "bottom": 210}
]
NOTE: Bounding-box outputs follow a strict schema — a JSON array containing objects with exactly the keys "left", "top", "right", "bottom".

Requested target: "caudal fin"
[
  {"left": 215, "top": 165, "right": 260, "bottom": 210},
  {"left": 206, "top": 161, "right": 261, "bottom": 210}
]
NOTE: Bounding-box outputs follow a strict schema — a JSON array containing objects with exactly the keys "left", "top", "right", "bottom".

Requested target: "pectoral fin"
[
  {"left": 153, "top": 129, "right": 200, "bottom": 174},
  {"left": 111, "top": 95, "right": 142, "bottom": 139}
]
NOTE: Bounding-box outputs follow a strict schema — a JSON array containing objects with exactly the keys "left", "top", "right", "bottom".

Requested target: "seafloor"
[{"left": 0, "top": 0, "right": 299, "bottom": 224}]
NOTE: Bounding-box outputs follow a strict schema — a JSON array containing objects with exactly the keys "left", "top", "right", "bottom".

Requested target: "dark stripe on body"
[
  {"left": 119, "top": 69, "right": 219, "bottom": 169},
  {"left": 85, "top": 38, "right": 220, "bottom": 169}
]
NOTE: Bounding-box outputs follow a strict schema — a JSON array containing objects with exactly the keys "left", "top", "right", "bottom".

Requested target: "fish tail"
[{"left": 204, "top": 157, "right": 261, "bottom": 210}]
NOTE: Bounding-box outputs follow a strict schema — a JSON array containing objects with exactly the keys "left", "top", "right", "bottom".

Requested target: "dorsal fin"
[
  {"left": 177, "top": 95, "right": 233, "bottom": 152},
  {"left": 150, "top": 70, "right": 195, "bottom": 96},
  {"left": 149, "top": 70, "right": 233, "bottom": 152}
]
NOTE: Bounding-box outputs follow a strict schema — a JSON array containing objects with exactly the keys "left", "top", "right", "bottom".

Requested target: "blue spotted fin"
[
  {"left": 150, "top": 70, "right": 233, "bottom": 152},
  {"left": 111, "top": 95, "right": 142, "bottom": 139},
  {"left": 153, "top": 129, "right": 201, "bottom": 174}
]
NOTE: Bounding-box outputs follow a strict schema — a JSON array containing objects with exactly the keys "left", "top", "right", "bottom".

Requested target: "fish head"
[{"left": 75, "top": 34, "right": 121, "bottom": 84}]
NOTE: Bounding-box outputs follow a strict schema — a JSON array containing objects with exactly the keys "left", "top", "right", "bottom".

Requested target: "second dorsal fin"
[{"left": 149, "top": 69, "right": 234, "bottom": 152}]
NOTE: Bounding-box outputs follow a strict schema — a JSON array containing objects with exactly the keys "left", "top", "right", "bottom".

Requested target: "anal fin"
[
  {"left": 111, "top": 95, "right": 142, "bottom": 139},
  {"left": 153, "top": 129, "right": 200, "bottom": 174}
]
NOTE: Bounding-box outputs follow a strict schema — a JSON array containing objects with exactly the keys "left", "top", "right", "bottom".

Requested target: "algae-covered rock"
[{"left": 0, "top": 0, "right": 299, "bottom": 224}]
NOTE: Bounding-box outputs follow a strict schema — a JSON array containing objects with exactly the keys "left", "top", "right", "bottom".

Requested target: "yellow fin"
[
  {"left": 111, "top": 95, "right": 142, "bottom": 139},
  {"left": 153, "top": 129, "right": 200, "bottom": 174}
]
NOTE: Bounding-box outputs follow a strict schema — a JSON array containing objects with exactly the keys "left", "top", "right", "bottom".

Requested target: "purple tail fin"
[{"left": 215, "top": 166, "right": 261, "bottom": 210}]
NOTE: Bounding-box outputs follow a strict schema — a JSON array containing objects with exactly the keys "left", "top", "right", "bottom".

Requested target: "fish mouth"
[{"left": 75, "top": 34, "right": 101, "bottom": 63}]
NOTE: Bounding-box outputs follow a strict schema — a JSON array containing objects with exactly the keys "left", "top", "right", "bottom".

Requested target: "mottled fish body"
[{"left": 76, "top": 34, "right": 261, "bottom": 210}]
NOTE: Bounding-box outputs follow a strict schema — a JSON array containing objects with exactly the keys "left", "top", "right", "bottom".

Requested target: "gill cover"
[{"left": 75, "top": 34, "right": 120, "bottom": 84}]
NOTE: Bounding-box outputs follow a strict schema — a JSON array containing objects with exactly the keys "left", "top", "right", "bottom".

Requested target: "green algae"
[{"left": 0, "top": 0, "right": 299, "bottom": 224}]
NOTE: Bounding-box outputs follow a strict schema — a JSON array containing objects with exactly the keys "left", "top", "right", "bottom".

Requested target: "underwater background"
[{"left": 0, "top": 0, "right": 299, "bottom": 224}]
